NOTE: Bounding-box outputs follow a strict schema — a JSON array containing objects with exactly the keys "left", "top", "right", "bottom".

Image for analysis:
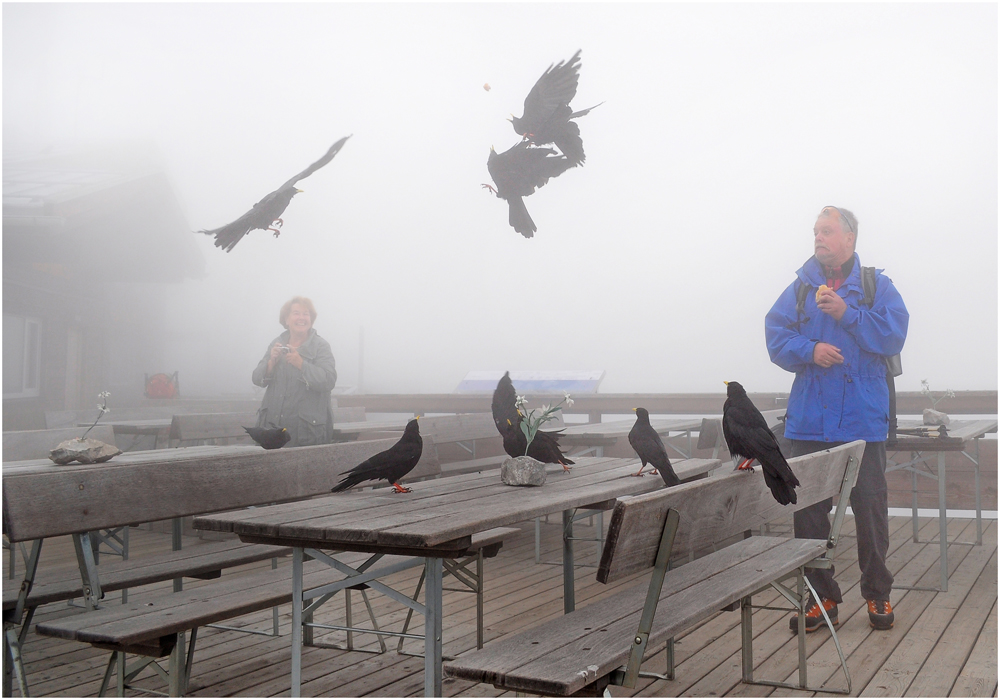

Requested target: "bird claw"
[
  {"left": 561, "top": 463, "right": 572, "bottom": 472},
  {"left": 736, "top": 459, "right": 756, "bottom": 473},
  {"left": 269, "top": 227, "right": 281, "bottom": 238},
  {"left": 481, "top": 183, "right": 498, "bottom": 195},
  {"left": 631, "top": 470, "right": 645, "bottom": 477},
  {"left": 272, "top": 218, "right": 284, "bottom": 228},
  {"left": 392, "top": 483, "right": 412, "bottom": 493},
  {"left": 651, "top": 469, "right": 659, "bottom": 475}
]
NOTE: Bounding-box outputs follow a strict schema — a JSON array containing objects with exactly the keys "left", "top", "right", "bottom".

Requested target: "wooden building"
[{"left": 2, "top": 145, "right": 204, "bottom": 430}]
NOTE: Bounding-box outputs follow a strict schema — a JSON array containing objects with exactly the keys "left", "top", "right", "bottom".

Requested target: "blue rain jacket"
[{"left": 765, "top": 254, "right": 908, "bottom": 443}]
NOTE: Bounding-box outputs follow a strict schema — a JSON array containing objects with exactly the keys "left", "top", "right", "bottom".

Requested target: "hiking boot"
[
  {"left": 788, "top": 597, "right": 839, "bottom": 633},
  {"left": 867, "top": 599, "right": 894, "bottom": 630}
]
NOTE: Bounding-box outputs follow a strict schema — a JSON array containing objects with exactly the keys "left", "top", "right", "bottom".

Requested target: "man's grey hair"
[{"left": 821, "top": 206, "right": 858, "bottom": 240}]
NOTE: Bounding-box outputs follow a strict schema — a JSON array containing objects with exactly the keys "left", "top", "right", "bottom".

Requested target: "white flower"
[
  {"left": 563, "top": 393, "right": 575, "bottom": 408},
  {"left": 540, "top": 404, "right": 551, "bottom": 414},
  {"left": 515, "top": 395, "right": 527, "bottom": 408},
  {"left": 99, "top": 391, "right": 111, "bottom": 399}
]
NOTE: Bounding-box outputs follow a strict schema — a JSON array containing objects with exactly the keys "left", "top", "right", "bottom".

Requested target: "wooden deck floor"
[{"left": 5, "top": 511, "right": 996, "bottom": 698}]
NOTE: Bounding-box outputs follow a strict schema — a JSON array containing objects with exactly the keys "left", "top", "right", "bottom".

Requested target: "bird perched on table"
[
  {"left": 199, "top": 135, "right": 351, "bottom": 252},
  {"left": 332, "top": 418, "right": 422, "bottom": 494},
  {"left": 491, "top": 372, "right": 574, "bottom": 471},
  {"left": 491, "top": 371, "right": 521, "bottom": 432},
  {"left": 244, "top": 426, "right": 290, "bottom": 450},
  {"left": 722, "top": 381, "right": 800, "bottom": 506},
  {"left": 628, "top": 408, "right": 680, "bottom": 485},
  {"left": 483, "top": 141, "right": 574, "bottom": 238},
  {"left": 510, "top": 50, "right": 603, "bottom": 167}
]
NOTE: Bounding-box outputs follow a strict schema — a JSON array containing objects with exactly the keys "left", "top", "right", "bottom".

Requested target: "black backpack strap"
[
  {"left": 861, "top": 266, "right": 877, "bottom": 307},
  {"left": 788, "top": 279, "right": 812, "bottom": 331}
]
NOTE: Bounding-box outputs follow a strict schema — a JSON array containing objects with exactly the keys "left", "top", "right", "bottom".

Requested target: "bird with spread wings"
[{"left": 199, "top": 135, "right": 351, "bottom": 252}]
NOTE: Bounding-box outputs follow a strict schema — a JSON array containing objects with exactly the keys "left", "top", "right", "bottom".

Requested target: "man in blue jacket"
[{"left": 765, "top": 206, "right": 908, "bottom": 633}]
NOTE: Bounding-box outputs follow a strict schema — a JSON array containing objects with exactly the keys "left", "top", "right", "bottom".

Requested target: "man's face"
[{"left": 813, "top": 211, "right": 855, "bottom": 267}]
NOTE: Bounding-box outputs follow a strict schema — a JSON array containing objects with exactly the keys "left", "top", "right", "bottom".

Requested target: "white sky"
[{"left": 4, "top": 3, "right": 997, "bottom": 396}]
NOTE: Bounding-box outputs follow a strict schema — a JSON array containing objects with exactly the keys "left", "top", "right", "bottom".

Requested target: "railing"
[{"left": 337, "top": 390, "right": 997, "bottom": 421}]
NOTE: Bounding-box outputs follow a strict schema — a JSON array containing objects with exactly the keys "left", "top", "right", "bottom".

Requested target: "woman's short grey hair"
[{"left": 821, "top": 206, "right": 858, "bottom": 240}]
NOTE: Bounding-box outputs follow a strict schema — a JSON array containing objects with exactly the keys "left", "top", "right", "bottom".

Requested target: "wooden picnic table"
[
  {"left": 193, "top": 455, "right": 718, "bottom": 697},
  {"left": 886, "top": 418, "right": 998, "bottom": 592},
  {"left": 558, "top": 417, "right": 704, "bottom": 458}
]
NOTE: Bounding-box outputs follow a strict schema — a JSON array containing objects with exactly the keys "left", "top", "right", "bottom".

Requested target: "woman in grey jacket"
[{"left": 252, "top": 296, "right": 337, "bottom": 447}]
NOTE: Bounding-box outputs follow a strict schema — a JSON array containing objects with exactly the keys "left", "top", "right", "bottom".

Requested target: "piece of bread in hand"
[{"left": 815, "top": 284, "right": 832, "bottom": 302}]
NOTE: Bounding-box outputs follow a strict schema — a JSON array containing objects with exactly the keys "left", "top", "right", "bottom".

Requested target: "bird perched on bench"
[
  {"left": 722, "top": 381, "right": 800, "bottom": 505},
  {"left": 628, "top": 407, "right": 680, "bottom": 485},
  {"left": 244, "top": 426, "right": 291, "bottom": 450},
  {"left": 199, "top": 135, "right": 351, "bottom": 252},
  {"left": 510, "top": 49, "right": 603, "bottom": 167},
  {"left": 332, "top": 418, "right": 422, "bottom": 494},
  {"left": 491, "top": 372, "right": 575, "bottom": 471}
]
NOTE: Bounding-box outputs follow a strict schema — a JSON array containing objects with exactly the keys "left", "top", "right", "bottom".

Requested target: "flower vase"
[{"left": 500, "top": 455, "right": 547, "bottom": 486}]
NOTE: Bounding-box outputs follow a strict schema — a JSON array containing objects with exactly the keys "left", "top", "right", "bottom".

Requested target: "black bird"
[
  {"left": 627, "top": 408, "right": 680, "bottom": 485},
  {"left": 722, "top": 381, "right": 800, "bottom": 506},
  {"left": 510, "top": 50, "right": 602, "bottom": 166},
  {"left": 483, "top": 141, "right": 574, "bottom": 238},
  {"left": 331, "top": 418, "right": 422, "bottom": 493},
  {"left": 199, "top": 135, "right": 351, "bottom": 252},
  {"left": 491, "top": 371, "right": 521, "bottom": 432},
  {"left": 491, "top": 372, "right": 574, "bottom": 471},
  {"left": 244, "top": 426, "right": 290, "bottom": 450},
  {"left": 499, "top": 418, "right": 575, "bottom": 472}
]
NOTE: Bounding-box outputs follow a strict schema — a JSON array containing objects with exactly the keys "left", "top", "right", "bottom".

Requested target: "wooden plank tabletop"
[
  {"left": 194, "top": 456, "right": 719, "bottom": 551},
  {"left": 890, "top": 419, "right": 998, "bottom": 452},
  {"left": 76, "top": 418, "right": 173, "bottom": 430}
]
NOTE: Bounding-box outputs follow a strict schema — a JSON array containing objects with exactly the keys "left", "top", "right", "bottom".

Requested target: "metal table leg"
[
  {"left": 938, "top": 451, "right": 948, "bottom": 592},
  {"left": 563, "top": 509, "right": 575, "bottom": 613},
  {"left": 291, "top": 547, "right": 303, "bottom": 697},
  {"left": 424, "top": 557, "right": 443, "bottom": 697}
]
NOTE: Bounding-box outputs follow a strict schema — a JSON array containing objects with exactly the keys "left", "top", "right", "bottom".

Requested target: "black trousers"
[{"left": 791, "top": 440, "right": 893, "bottom": 603}]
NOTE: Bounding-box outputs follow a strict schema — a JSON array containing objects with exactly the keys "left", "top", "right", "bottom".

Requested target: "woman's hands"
[
  {"left": 267, "top": 342, "right": 305, "bottom": 374},
  {"left": 284, "top": 347, "right": 304, "bottom": 370}
]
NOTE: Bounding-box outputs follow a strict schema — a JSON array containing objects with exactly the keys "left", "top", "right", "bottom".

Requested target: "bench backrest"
[
  {"left": 2, "top": 437, "right": 419, "bottom": 542},
  {"left": 597, "top": 440, "right": 864, "bottom": 584},
  {"left": 2, "top": 426, "right": 118, "bottom": 462},
  {"left": 332, "top": 406, "right": 365, "bottom": 423},
  {"left": 169, "top": 412, "right": 259, "bottom": 442},
  {"left": 418, "top": 413, "right": 499, "bottom": 445},
  {"left": 696, "top": 409, "right": 785, "bottom": 450}
]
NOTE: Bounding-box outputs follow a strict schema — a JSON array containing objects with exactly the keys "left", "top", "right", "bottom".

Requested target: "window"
[{"left": 3, "top": 314, "right": 41, "bottom": 398}]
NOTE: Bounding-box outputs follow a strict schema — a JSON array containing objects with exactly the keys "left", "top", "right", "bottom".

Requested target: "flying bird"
[
  {"left": 332, "top": 418, "right": 422, "bottom": 493},
  {"left": 510, "top": 50, "right": 602, "bottom": 166},
  {"left": 199, "top": 135, "right": 351, "bottom": 252},
  {"left": 483, "top": 141, "right": 573, "bottom": 238},
  {"left": 722, "top": 381, "right": 800, "bottom": 506},
  {"left": 627, "top": 408, "right": 680, "bottom": 485},
  {"left": 244, "top": 426, "right": 290, "bottom": 450}
]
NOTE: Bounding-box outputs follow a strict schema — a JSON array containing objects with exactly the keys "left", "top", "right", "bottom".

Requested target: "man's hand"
[
  {"left": 284, "top": 347, "right": 304, "bottom": 370},
  {"left": 816, "top": 287, "right": 847, "bottom": 321},
  {"left": 813, "top": 342, "right": 844, "bottom": 368}
]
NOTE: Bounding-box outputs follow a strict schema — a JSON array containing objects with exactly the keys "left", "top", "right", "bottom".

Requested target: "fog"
[{"left": 4, "top": 3, "right": 997, "bottom": 397}]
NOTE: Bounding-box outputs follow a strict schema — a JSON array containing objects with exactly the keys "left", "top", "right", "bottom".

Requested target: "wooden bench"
[
  {"left": 444, "top": 440, "right": 865, "bottom": 697},
  {"left": 35, "top": 527, "right": 518, "bottom": 697},
  {"left": 168, "top": 412, "right": 259, "bottom": 446}
]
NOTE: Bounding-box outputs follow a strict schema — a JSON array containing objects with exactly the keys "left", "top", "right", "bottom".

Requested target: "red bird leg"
[
  {"left": 268, "top": 227, "right": 281, "bottom": 238},
  {"left": 651, "top": 469, "right": 659, "bottom": 475},
  {"left": 481, "top": 183, "right": 498, "bottom": 195},
  {"left": 560, "top": 461, "right": 572, "bottom": 472},
  {"left": 273, "top": 218, "right": 284, "bottom": 228},
  {"left": 736, "top": 458, "right": 755, "bottom": 472},
  {"left": 391, "top": 482, "right": 412, "bottom": 493}
]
